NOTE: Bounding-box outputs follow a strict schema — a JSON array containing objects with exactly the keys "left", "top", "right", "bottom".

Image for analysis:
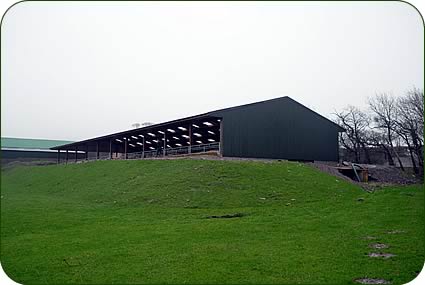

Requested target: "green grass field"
[{"left": 1, "top": 159, "right": 423, "bottom": 284}]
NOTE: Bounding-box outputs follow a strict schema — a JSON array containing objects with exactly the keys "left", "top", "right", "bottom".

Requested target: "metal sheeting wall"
[{"left": 211, "top": 97, "right": 340, "bottom": 161}]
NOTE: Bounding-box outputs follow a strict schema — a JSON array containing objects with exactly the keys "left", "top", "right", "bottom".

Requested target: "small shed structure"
[{"left": 1, "top": 137, "right": 80, "bottom": 164}]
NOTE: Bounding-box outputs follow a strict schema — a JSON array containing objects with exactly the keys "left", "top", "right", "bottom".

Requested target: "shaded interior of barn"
[{"left": 52, "top": 115, "right": 222, "bottom": 162}]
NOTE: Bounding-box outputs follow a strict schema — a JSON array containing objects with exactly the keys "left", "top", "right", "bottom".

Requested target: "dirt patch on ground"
[
  {"left": 309, "top": 162, "right": 421, "bottom": 191},
  {"left": 309, "top": 162, "right": 355, "bottom": 183},
  {"left": 366, "top": 166, "right": 419, "bottom": 185},
  {"left": 367, "top": 253, "right": 396, "bottom": 259},
  {"left": 386, "top": 230, "right": 406, "bottom": 234},
  {"left": 205, "top": 213, "right": 246, "bottom": 219},
  {"left": 148, "top": 154, "right": 278, "bottom": 163},
  {"left": 369, "top": 243, "right": 389, "bottom": 249},
  {"left": 354, "top": 278, "right": 391, "bottom": 284}
]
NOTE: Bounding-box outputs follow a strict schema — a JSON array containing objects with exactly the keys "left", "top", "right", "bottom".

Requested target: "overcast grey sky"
[{"left": 1, "top": 1, "right": 423, "bottom": 141}]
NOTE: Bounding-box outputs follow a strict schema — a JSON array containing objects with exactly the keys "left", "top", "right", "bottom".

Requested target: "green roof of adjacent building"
[{"left": 1, "top": 137, "right": 74, "bottom": 150}]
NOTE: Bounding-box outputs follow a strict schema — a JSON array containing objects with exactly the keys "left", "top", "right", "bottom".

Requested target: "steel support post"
[
  {"left": 219, "top": 120, "right": 223, "bottom": 156},
  {"left": 109, "top": 139, "right": 113, "bottom": 159},
  {"left": 96, "top": 142, "right": 100, "bottom": 160},
  {"left": 188, "top": 124, "right": 192, "bottom": 154},
  {"left": 163, "top": 132, "right": 166, "bottom": 157},
  {"left": 142, "top": 136, "right": 145, "bottom": 158},
  {"left": 124, "top": 138, "right": 128, "bottom": 159}
]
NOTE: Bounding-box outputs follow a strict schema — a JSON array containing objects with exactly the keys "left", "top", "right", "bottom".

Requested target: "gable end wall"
[{"left": 211, "top": 98, "right": 340, "bottom": 161}]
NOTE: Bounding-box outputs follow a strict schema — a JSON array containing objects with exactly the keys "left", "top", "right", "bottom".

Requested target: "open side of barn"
[
  {"left": 51, "top": 96, "right": 344, "bottom": 163},
  {"left": 51, "top": 114, "right": 222, "bottom": 163}
]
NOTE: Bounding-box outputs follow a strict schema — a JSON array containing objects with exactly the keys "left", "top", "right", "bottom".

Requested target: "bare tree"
[
  {"left": 334, "top": 89, "right": 423, "bottom": 175},
  {"left": 368, "top": 93, "right": 405, "bottom": 170},
  {"left": 395, "top": 88, "right": 424, "bottom": 175},
  {"left": 132, "top": 123, "right": 141, "bottom": 129},
  {"left": 334, "top": 106, "right": 371, "bottom": 163},
  {"left": 364, "top": 128, "right": 394, "bottom": 165}
]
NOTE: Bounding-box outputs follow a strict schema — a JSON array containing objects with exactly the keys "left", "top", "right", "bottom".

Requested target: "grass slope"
[{"left": 1, "top": 159, "right": 423, "bottom": 284}]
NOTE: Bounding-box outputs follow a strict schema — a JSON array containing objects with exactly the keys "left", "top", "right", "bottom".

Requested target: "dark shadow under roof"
[{"left": 51, "top": 113, "right": 219, "bottom": 150}]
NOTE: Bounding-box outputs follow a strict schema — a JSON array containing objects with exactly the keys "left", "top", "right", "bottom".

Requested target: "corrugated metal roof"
[
  {"left": 51, "top": 96, "right": 345, "bottom": 151},
  {"left": 1, "top": 147, "right": 58, "bottom": 152},
  {"left": 51, "top": 113, "right": 217, "bottom": 150},
  {"left": 1, "top": 137, "right": 74, "bottom": 150}
]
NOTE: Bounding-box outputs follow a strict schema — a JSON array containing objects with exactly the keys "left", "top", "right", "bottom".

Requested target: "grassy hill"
[{"left": 1, "top": 159, "right": 423, "bottom": 284}]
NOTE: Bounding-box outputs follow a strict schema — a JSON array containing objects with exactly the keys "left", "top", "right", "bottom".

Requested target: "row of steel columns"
[
  {"left": 119, "top": 124, "right": 194, "bottom": 160},
  {"left": 57, "top": 121, "right": 221, "bottom": 164},
  {"left": 57, "top": 142, "right": 99, "bottom": 164}
]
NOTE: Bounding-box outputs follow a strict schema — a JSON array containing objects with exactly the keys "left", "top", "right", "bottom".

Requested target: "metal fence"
[
  {"left": 59, "top": 142, "right": 219, "bottom": 164},
  {"left": 127, "top": 142, "right": 219, "bottom": 159},
  {"left": 190, "top": 142, "right": 219, "bottom": 153}
]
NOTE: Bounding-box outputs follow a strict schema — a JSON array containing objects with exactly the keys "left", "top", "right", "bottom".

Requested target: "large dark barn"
[{"left": 51, "top": 97, "right": 344, "bottom": 162}]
